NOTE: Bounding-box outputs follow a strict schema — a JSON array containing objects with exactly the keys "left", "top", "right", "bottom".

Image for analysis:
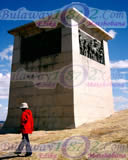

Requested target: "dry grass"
[{"left": 1, "top": 109, "right": 128, "bottom": 159}]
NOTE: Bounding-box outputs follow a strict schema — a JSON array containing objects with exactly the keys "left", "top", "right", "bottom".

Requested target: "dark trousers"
[{"left": 16, "top": 134, "right": 32, "bottom": 154}]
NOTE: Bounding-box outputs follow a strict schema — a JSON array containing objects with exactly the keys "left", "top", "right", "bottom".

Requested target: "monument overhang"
[{"left": 8, "top": 8, "right": 112, "bottom": 41}]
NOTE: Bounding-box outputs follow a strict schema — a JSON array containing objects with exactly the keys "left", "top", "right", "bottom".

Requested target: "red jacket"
[{"left": 20, "top": 109, "right": 34, "bottom": 134}]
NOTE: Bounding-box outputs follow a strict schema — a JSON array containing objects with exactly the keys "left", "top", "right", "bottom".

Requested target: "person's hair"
[{"left": 21, "top": 108, "right": 27, "bottom": 111}]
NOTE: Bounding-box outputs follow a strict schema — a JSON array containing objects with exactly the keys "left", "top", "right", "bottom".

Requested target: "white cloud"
[
  {"left": 108, "top": 30, "right": 117, "bottom": 38},
  {"left": 112, "top": 79, "right": 128, "bottom": 84},
  {"left": 120, "top": 87, "right": 128, "bottom": 90},
  {"left": 0, "top": 104, "right": 8, "bottom": 121},
  {"left": 0, "top": 45, "right": 13, "bottom": 61},
  {"left": 114, "top": 96, "right": 128, "bottom": 111},
  {"left": 110, "top": 60, "right": 128, "bottom": 68},
  {"left": 0, "top": 73, "right": 10, "bottom": 99},
  {"left": 116, "top": 104, "right": 128, "bottom": 111},
  {"left": 9, "top": 55, "right": 12, "bottom": 62},
  {"left": 0, "top": 65, "right": 5, "bottom": 67},
  {"left": 114, "top": 96, "right": 128, "bottom": 103},
  {"left": 119, "top": 87, "right": 128, "bottom": 94},
  {"left": 0, "top": 69, "right": 10, "bottom": 73},
  {"left": 122, "top": 90, "right": 128, "bottom": 94},
  {"left": 120, "top": 72, "right": 128, "bottom": 74}
]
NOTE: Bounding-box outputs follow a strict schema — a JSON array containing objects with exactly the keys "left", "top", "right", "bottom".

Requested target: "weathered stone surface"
[
  {"left": 71, "top": 19, "right": 114, "bottom": 127},
  {"left": 55, "top": 93, "right": 73, "bottom": 106},
  {"left": 12, "top": 49, "right": 20, "bottom": 64}
]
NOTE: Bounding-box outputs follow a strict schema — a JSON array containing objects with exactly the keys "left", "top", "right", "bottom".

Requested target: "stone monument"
[{"left": 1, "top": 8, "right": 114, "bottom": 133}]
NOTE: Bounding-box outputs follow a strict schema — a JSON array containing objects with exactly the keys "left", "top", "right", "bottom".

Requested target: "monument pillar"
[{"left": 71, "top": 19, "right": 114, "bottom": 127}]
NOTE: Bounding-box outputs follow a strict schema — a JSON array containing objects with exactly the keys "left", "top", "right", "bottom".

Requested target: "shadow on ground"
[{"left": 0, "top": 154, "right": 25, "bottom": 159}]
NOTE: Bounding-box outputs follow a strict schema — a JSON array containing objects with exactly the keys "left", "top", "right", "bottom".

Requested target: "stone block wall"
[{"left": 3, "top": 26, "right": 75, "bottom": 132}]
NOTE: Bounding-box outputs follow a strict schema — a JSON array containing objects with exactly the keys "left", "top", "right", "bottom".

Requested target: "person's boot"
[
  {"left": 25, "top": 152, "right": 32, "bottom": 157},
  {"left": 14, "top": 151, "right": 21, "bottom": 155}
]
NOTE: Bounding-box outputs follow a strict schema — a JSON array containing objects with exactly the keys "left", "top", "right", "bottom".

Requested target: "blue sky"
[{"left": 0, "top": 0, "right": 128, "bottom": 121}]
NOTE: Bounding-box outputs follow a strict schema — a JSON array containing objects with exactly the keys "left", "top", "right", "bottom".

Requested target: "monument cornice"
[{"left": 8, "top": 8, "right": 112, "bottom": 41}]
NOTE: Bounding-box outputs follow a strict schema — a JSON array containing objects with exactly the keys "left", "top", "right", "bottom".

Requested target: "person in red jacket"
[{"left": 14, "top": 102, "right": 34, "bottom": 157}]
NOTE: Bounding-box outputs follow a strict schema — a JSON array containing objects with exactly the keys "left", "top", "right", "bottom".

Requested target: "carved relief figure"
[{"left": 79, "top": 29, "right": 105, "bottom": 65}]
